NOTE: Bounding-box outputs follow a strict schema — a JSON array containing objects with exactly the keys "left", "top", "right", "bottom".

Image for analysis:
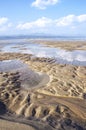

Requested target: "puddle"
[
  {"left": 0, "top": 60, "right": 28, "bottom": 72},
  {"left": 0, "top": 60, "right": 49, "bottom": 89},
  {"left": 0, "top": 41, "right": 86, "bottom": 66}
]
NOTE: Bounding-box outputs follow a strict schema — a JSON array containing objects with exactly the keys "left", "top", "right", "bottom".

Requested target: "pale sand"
[
  {"left": 0, "top": 40, "right": 86, "bottom": 130},
  {"left": 29, "top": 39, "right": 86, "bottom": 50},
  {"left": 0, "top": 119, "right": 35, "bottom": 130},
  {"left": 0, "top": 116, "right": 53, "bottom": 130}
]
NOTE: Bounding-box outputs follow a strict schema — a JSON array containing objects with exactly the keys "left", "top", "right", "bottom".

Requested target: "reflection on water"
[
  {"left": 0, "top": 60, "right": 49, "bottom": 89},
  {"left": 0, "top": 41, "right": 86, "bottom": 66},
  {"left": 0, "top": 60, "right": 28, "bottom": 72}
]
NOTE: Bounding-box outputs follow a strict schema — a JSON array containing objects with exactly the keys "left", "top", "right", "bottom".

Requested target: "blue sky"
[{"left": 0, "top": 0, "right": 86, "bottom": 35}]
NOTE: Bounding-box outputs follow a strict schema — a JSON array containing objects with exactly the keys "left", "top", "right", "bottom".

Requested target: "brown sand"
[
  {"left": 0, "top": 119, "right": 36, "bottom": 130},
  {"left": 29, "top": 39, "right": 86, "bottom": 50},
  {"left": 0, "top": 40, "right": 86, "bottom": 130}
]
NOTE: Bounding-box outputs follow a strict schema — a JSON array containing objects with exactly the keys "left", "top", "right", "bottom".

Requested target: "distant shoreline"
[{"left": 0, "top": 35, "right": 86, "bottom": 41}]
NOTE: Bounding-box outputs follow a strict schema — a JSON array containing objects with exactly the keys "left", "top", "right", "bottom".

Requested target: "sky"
[{"left": 0, "top": 0, "right": 86, "bottom": 36}]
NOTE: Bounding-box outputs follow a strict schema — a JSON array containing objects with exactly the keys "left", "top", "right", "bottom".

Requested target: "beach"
[{"left": 0, "top": 39, "right": 86, "bottom": 130}]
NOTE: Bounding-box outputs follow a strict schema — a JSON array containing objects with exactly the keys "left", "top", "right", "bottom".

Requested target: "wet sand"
[
  {"left": 29, "top": 39, "right": 86, "bottom": 50},
  {"left": 0, "top": 40, "right": 86, "bottom": 130}
]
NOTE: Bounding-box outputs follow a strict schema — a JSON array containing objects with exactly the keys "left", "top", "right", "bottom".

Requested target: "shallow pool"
[
  {"left": 0, "top": 60, "right": 49, "bottom": 89},
  {"left": 0, "top": 60, "right": 28, "bottom": 72},
  {"left": 0, "top": 41, "right": 86, "bottom": 66}
]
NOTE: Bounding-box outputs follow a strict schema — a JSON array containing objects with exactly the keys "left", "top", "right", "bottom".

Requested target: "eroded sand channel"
[
  {"left": 0, "top": 60, "right": 49, "bottom": 89},
  {"left": 0, "top": 40, "right": 86, "bottom": 130}
]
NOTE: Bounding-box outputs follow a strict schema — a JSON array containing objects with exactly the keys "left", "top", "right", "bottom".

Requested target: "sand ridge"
[{"left": 0, "top": 44, "right": 86, "bottom": 129}]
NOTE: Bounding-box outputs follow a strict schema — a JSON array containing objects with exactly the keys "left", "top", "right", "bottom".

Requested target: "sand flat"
[
  {"left": 0, "top": 40, "right": 86, "bottom": 129},
  {"left": 30, "top": 40, "right": 86, "bottom": 50}
]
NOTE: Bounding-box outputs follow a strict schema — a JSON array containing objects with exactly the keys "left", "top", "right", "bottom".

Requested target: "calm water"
[
  {"left": 0, "top": 59, "right": 49, "bottom": 89},
  {"left": 0, "top": 36, "right": 86, "bottom": 66},
  {"left": 0, "top": 60, "right": 28, "bottom": 72},
  {"left": 0, "top": 35, "right": 86, "bottom": 41}
]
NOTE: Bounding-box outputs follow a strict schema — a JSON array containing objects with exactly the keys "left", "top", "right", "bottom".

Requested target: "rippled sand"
[{"left": 0, "top": 41, "right": 86, "bottom": 130}]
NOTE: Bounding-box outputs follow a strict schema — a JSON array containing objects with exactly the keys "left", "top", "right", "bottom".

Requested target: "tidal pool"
[
  {"left": 0, "top": 60, "right": 28, "bottom": 72},
  {"left": 0, "top": 60, "right": 49, "bottom": 89},
  {"left": 0, "top": 41, "right": 86, "bottom": 66}
]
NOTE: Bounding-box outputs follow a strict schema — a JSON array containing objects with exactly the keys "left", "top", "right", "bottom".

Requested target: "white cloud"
[
  {"left": 77, "top": 14, "right": 86, "bottom": 22},
  {"left": 17, "top": 14, "right": 86, "bottom": 31},
  {"left": 56, "top": 14, "right": 86, "bottom": 27},
  {"left": 1, "top": 14, "right": 86, "bottom": 35},
  {"left": 56, "top": 15, "right": 76, "bottom": 26},
  {"left": 16, "top": 17, "right": 53, "bottom": 29},
  {"left": 0, "top": 17, "right": 13, "bottom": 32},
  {"left": 16, "top": 14, "right": 86, "bottom": 35},
  {"left": 31, "top": 0, "right": 59, "bottom": 9},
  {"left": 0, "top": 17, "right": 8, "bottom": 26}
]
